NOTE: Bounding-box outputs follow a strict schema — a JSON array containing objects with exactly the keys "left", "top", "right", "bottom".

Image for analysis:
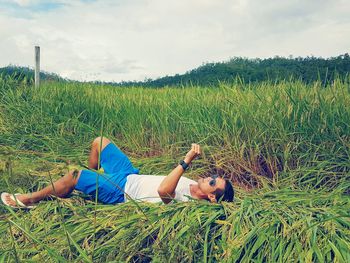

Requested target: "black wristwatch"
[{"left": 179, "top": 160, "right": 189, "bottom": 171}]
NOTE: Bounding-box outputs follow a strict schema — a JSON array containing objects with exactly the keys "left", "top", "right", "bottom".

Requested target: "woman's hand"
[{"left": 184, "top": 143, "right": 201, "bottom": 164}]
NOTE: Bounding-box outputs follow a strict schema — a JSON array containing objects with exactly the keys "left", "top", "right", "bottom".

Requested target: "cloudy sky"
[{"left": 0, "top": 0, "right": 349, "bottom": 82}]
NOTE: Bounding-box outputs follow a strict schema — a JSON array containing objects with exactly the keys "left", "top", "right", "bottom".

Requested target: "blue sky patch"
[{"left": 0, "top": 1, "right": 66, "bottom": 19}]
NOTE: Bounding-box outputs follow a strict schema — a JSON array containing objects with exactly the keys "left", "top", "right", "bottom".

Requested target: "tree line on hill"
[
  {"left": 1, "top": 53, "right": 349, "bottom": 87},
  {"left": 0, "top": 65, "right": 62, "bottom": 84},
  {"left": 113, "top": 53, "right": 350, "bottom": 87}
]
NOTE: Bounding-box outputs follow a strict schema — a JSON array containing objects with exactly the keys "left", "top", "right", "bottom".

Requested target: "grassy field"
[{"left": 0, "top": 76, "right": 349, "bottom": 262}]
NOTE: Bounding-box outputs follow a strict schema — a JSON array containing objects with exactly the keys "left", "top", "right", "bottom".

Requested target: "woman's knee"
[{"left": 93, "top": 136, "right": 111, "bottom": 151}]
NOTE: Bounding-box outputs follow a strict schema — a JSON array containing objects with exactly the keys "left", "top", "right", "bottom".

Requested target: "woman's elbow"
[
  {"left": 157, "top": 187, "right": 166, "bottom": 196},
  {"left": 158, "top": 187, "right": 174, "bottom": 199}
]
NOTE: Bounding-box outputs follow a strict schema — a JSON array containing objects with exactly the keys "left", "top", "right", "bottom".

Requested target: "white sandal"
[{"left": 1, "top": 192, "right": 36, "bottom": 209}]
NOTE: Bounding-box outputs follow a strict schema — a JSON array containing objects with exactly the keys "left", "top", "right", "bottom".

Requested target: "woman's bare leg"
[
  {"left": 4, "top": 137, "right": 111, "bottom": 206},
  {"left": 4, "top": 170, "right": 82, "bottom": 206},
  {"left": 88, "top": 136, "right": 111, "bottom": 170}
]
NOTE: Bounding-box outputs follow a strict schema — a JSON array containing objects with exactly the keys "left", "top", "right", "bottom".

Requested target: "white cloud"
[{"left": 0, "top": 0, "right": 349, "bottom": 82}]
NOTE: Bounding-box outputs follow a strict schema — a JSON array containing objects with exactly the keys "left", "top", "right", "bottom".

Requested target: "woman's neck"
[{"left": 190, "top": 184, "right": 208, "bottom": 200}]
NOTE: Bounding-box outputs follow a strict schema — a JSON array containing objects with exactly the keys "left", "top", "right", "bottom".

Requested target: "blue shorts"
[{"left": 75, "top": 142, "right": 139, "bottom": 204}]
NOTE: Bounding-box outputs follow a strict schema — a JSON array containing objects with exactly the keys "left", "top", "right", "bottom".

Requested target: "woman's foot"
[{"left": 3, "top": 193, "right": 32, "bottom": 207}]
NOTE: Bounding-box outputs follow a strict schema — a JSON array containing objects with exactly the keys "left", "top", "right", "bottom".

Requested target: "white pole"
[{"left": 35, "top": 46, "right": 40, "bottom": 88}]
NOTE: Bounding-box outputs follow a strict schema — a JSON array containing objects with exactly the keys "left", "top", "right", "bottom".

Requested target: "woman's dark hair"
[{"left": 215, "top": 179, "right": 234, "bottom": 202}]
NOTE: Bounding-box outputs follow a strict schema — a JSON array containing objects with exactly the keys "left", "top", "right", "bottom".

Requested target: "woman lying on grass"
[{"left": 1, "top": 137, "right": 234, "bottom": 208}]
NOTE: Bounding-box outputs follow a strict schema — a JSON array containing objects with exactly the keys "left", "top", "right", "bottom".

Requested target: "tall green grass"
[
  {"left": 1, "top": 78, "right": 349, "bottom": 189},
  {"left": 0, "top": 76, "right": 349, "bottom": 262}
]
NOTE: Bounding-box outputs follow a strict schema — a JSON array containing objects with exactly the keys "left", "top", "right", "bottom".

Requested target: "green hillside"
[
  {"left": 2, "top": 54, "right": 350, "bottom": 87},
  {"left": 0, "top": 65, "right": 64, "bottom": 84},
  {"left": 115, "top": 54, "right": 350, "bottom": 87}
]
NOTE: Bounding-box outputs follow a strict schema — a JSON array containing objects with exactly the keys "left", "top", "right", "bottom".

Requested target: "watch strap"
[{"left": 180, "top": 160, "right": 189, "bottom": 170}]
